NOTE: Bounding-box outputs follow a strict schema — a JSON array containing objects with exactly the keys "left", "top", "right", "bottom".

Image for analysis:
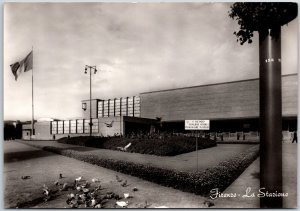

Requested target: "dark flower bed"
[
  {"left": 36, "top": 144, "right": 259, "bottom": 196},
  {"left": 57, "top": 136, "right": 217, "bottom": 156}
]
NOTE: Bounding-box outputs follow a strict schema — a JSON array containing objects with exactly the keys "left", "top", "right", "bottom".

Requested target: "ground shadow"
[{"left": 4, "top": 150, "right": 55, "bottom": 163}]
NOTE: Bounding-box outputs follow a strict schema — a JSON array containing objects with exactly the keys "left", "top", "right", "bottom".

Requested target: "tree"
[{"left": 229, "top": 3, "right": 297, "bottom": 208}]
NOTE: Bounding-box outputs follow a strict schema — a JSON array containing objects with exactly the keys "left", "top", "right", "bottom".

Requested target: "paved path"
[
  {"left": 19, "top": 140, "right": 254, "bottom": 172},
  {"left": 4, "top": 141, "right": 211, "bottom": 208},
  {"left": 214, "top": 143, "right": 297, "bottom": 208}
]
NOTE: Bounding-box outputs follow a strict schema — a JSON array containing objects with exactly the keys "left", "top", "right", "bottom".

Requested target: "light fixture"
[{"left": 82, "top": 102, "right": 87, "bottom": 111}]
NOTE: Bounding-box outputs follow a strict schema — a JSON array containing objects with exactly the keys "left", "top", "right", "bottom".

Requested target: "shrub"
[
  {"left": 37, "top": 144, "right": 259, "bottom": 196},
  {"left": 58, "top": 136, "right": 217, "bottom": 156}
]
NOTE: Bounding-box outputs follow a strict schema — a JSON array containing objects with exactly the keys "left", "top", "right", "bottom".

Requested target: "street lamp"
[{"left": 84, "top": 65, "right": 98, "bottom": 136}]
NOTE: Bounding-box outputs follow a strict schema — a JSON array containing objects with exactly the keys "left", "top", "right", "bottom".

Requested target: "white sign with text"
[{"left": 185, "top": 120, "right": 210, "bottom": 130}]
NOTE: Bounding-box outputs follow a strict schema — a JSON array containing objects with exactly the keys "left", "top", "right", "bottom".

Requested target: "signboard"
[{"left": 185, "top": 120, "right": 210, "bottom": 130}]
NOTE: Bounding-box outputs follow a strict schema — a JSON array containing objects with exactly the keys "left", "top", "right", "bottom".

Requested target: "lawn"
[{"left": 21, "top": 140, "right": 259, "bottom": 196}]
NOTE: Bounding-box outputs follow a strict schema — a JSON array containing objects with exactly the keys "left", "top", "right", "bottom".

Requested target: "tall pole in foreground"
[
  {"left": 85, "top": 65, "right": 98, "bottom": 137},
  {"left": 228, "top": 3, "right": 297, "bottom": 207},
  {"left": 259, "top": 28, "right": 282, "bottom": 208},
  {"left": 31, "top": 46, "right": 34, "bottom": 140}
]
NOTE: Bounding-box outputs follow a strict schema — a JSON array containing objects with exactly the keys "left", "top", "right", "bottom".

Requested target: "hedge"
[
  {"left": 57, "top": 136, "right": 217, "bottom": 156},
  {"left": 31, "top": 143, "right": 259, "bottom": 196}
]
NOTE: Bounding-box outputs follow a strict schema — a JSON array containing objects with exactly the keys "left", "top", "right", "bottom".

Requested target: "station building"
[{"left": 22, "top": 73, "right": 298, "bottom": 141}]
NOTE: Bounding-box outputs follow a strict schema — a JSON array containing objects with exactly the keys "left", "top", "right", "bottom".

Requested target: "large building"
[{"left": 22, "top": 74, "right": 297, "bottom": 141}]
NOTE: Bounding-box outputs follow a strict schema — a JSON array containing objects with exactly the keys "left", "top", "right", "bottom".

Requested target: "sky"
[{"left": 3, "top": 2, "right": 298, "bottom": 121}]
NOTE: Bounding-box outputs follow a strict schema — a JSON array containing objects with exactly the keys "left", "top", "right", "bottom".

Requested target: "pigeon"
[
  {"left": 67, "top": 193, "right": 75, "bottom": 199},
  {"left": 116, "top": 201, "right": 128, "bottom": 208},
  {"left": 124, "top": 193, "right": 133, "bottom": 199},
  {"left": 203, "top": 200, "right": 214, "bottom": 207},
  {"left": 59, "top": 173, "right": 63, "bottom": 179},
  {"left": 132, "top": 187, "right": 138, "bottom": 191},
  {"left": 61, "top": 183, "right": 69, "bottom": 191},
  {"left": 104, "top": 192, "right": 114, "bottom": 199},
  {"left": 79, "top": 194, "right": 86, "bottom": 202},
  {"left": 82, "top": 188, "right": 90, "bottom": 193},
  {"left": 21, "top": 176, "right": 31, "bottom": 180},
  {"left": 143, "top": 201, "right": 150, "bottom": 208},
  {"left": 75, "top": 176, "right": 82, "bottom": 182},
  {"left": 121, "top": 180, "right": 128, "bottom": 187},
  {"left": 94, "top": 204, "right": 101, "bottom": 208},
  {"left": 94, "top": 185, "right": 101, "bottom": 191},
  {"left": 54, "top": 180, "right": 59, "bottom": 186},
  {"left": 42, "top": 184, "right": 49, "bottom": 194},
  {"left": 81, "top": 182, "right": 90, "bottom": 189},
  {"left": 76, "top": 186, "right": 82, "bottom": 191},
  {"left": 116, "top": 175, "right": 122, "bottom": 182},
  {"left": 43, "top": 189, "right": 49, "bottom": 196},
  {"left": 91, "top": 178, "right": 100, "bottom": 183}
]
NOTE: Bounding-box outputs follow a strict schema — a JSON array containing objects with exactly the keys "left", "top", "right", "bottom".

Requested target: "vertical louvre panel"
[
  {"left": 77, "top": 119, "right": 84, "bottom": 133},
  {"left": 109, "top": 99, "right": 114, "bottom": 117},
  {"left": 103, "top": 100, "right": 109, "bottom": 117},
  {"left": 64, "top": 120, "right": 70, "bottom": 134},
  {"left": 128, "top": 97, "right": 134, "bottom": 116},
  {"left": 115, "top": 98, "right": 121, "bottom": 116},
  {"left": 84, "top": 119, "right": 89, "bottom": 133},
  {"left": 121, "top": 98, "right": 127, "bottom": 116},
  {"left": 134, "top": 96, "right": 141, "bottom": 117},
  {"left": 70, "top": 120, "right": 77, "bottom": 134},
  {"left": 57, "top": 121, "right": 63, "bottom": 134},
  {"left": 92, "top": 119, "right": 99, "bottom": 133},
  {"left": 98, "top": 100, "right": 103, "bottom": 118},
  {"left": 51, "top": 121, "right": 57, "bottom": 134}
]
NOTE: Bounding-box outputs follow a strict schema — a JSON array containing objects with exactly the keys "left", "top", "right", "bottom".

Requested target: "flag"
[{"left": 10, "top": 51, "right": 33, "bottom": 80}]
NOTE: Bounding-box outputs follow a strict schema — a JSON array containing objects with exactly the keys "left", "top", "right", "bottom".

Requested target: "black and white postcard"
[{"left": 3, "top": 2, "right": 298, "bottom": 209}]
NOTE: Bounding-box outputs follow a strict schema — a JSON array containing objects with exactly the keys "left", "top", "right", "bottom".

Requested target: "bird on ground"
[
  {"left": 116, "top": 201, "right": 128, "bottom": 208},
  {"left": 203, "top": 200, "right": 214, "bottom": 207},
  {"left": 75, "top": 176, "right": 82, "bottom": 182},
  {"left": 121, "top": 180, "right": 128, "bottom": 187},
  {"left": 116, "top": 175, "right": 122, "bottom": 182}
]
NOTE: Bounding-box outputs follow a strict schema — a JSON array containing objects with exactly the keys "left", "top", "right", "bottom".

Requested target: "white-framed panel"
[
  {"left": 121, "top": 98, "right": 127, "bottom": 116},
  {"left": 98, "top": 100, "right": 104, "bottom": 118},
  {"left": 64, "top": 120, "right": 70, "bottom": 134},
  {"left": 103, "top": 100, "right": 109, "bottom": 117},
  {"left": 109, "top": 99, "right": 115, "bottom": 117},
  {"left": 57, "top": 121, "right": 64, "bottom": 134},
  {"left": 51, "top": 121, "right": 57, "bottom": 134},
  {"left": 77, "top": 119, "right": 84, "bottom": 133},
  {"left": 70, "top": 120, "right": 77, "bottom": 134},
  {"left": 115, "top": 98, "right": 121, "bottom": 116}
]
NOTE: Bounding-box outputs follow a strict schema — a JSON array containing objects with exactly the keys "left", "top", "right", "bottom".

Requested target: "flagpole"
[{"left": 31, "top": 46, "right": 34, "bottom": 140}]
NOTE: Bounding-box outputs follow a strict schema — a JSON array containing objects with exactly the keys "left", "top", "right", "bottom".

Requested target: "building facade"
[{"left": 23, "top": 74, "right": 297, "bottom": 141}]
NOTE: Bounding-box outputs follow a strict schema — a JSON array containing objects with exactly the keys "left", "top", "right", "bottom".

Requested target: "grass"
[
  {"left": 57, "top": 136, "right": 217, "bottom": 156},
  {"left": 38, "top": 144, "right": 259, "bottom": 196}
]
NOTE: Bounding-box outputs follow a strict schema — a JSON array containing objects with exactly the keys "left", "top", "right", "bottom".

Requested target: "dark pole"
[
  {"left": 85, "top": 65, "right": 98, "bottom": 137},
  {"left": 259, "top": 27, "right": 282, "bottom": 208},
  {"left": 89, "top": 67, "right": 92, "bottom": 136},
  {"left": 90, "top": 66, "right": 92, "bottom": 137}
]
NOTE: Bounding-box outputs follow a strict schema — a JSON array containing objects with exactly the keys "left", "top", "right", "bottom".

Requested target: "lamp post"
[{"left": 84, "top": 65, "right": 98, "bottom": 136}]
